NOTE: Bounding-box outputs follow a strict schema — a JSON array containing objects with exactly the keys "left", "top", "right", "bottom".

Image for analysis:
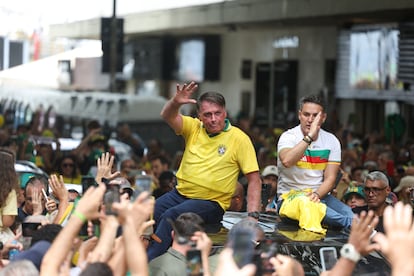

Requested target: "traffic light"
[{"left": 101, "top": 17, "right": 124, "bottom": 73}]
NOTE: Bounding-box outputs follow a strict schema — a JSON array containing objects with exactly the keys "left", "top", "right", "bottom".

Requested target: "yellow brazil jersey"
[{"left": 176, "top": 116, "right": 259, "bottom": 211}]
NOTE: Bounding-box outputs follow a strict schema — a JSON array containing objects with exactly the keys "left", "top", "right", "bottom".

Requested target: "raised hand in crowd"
[
  {"left": 322, "top": 210, "right": 380, "bottom": 276},
  {"left": 214, "top": 248, "right": 256, "bottom": 276},
  {"left": 48, "top": 174, "right": 69, "bottom": 224},
  {"left": 30, "top": 187, "right": 44, "bottom": 216},
  {"left": 88, "top": 215, "right": 119, "bottom": 263},
  {"left": 40, "top": 177, "right": 106, "bottom": 276},
  {"left": 48, "top": 174, "right": 68, "bottom": 201},
  {"left": 95, "top": 152, "right": 120, "bottom": 184},
  {"left": 76, "top": 236, "right": 99, "bottom": 269},
  {"left": 112, "top": 191, "right": 155, "bottom": 276},
  {"left": 191, "top": 231, "right": 213, "bottom": 276},
  {"left": 346, "top": 210, "right": 380, "bottom": 256},
  {"left": 269, "top": 254, "right": 304, "bottom": 276},
  {"left": 373, "top": 202, "right": 414, "bottom": 275},
  {"left": 44, "top": 198, "right": 57, "bottom": 214}
]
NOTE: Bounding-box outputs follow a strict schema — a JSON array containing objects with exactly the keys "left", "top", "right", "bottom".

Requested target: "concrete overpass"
[
  {"left": 48, "top": 0, "right": 414, "bottom": 139},
  {"left": 50, "top": 0, "right": 414, "bottom": 39}
]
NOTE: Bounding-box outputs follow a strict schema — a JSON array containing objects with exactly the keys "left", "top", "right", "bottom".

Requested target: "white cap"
[{"left": 262, "top": 165, "right": 278, "bottom": 177}]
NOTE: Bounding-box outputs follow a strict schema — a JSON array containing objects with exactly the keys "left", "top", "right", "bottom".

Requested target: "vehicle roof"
[
  {"left": 15, "top": 160, "right": 49, "bottom": 178},
  {"left": 207, "top": 212, "right": 391, "bottom": 275},
  {"left": 14, "top": 160, "right": 49, "bottom": 189}
]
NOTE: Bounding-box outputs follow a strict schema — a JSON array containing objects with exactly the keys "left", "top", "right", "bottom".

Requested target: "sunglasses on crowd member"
[{"left": 363, "top": 186, "right": 387, "bottom": 194}]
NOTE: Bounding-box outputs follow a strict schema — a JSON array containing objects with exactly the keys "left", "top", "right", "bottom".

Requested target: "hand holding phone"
[
  {"left": 103, "top": 184, "right": 120, "bottom": 216},
  {"left": 41, "top": 188, "right": 49, "bottom": 203},
  {"left": 186, "top": 249, "right": 203, "bottom": 276},
  {"left": 133, "top": 175, "right": 152, "bottom": 201},
  {"left": 228, "top": 227, "right": 255, "bottom": 268}
]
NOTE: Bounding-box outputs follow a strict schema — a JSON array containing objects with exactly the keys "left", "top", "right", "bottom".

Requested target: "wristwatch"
[
  {"left": 101, "top": 177, "right": 111, "bottom": 185},
  {"left": 247, "top": 211, "right": 260, "bottom": 219},
  {"left": 340, "top": 243, "right": 361, "bottom": 262}
]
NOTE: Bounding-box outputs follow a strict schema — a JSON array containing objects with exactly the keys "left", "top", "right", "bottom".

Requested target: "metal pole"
[
  {"left": 268, "top": 60, "right": 275, "bottom": 128},
  {"left": 110, "top": 0, "right": 117, "bottom": 92}
]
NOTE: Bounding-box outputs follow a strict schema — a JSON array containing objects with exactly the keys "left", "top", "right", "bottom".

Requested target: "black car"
[{"left": 208, "top": 212, "right": 391, "bottom": 276}]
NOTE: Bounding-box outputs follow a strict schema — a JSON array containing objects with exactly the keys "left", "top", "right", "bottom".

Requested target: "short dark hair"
[
  {"left": 87, "top": 120, "right": 101, "bottom": 130},
  {"left": 31, "top": 224, "right": 63, "bottom": 246},
  {"left": 196, "top": 91, "right": 226, "bottom": 112},
  {"left": 299, "top": 95, "right": 326, "bottom": 112},
  {"left": 173, "top": 212, "right": 204, "bottom": 241},
  {"left": 25, "top": 176, "right": 48, "bottom": 194},
  {"left": 80, "top": 262, "right": 113, "bottom": 276},
  {"left": 351, "top": 166, "right": 364, "bottom": 176},
  {"left": 149, "top": 154, "right": 170, "bottom": 167},
  {"left": 159, "top": 170, "right": 176, "bottom": 188}
]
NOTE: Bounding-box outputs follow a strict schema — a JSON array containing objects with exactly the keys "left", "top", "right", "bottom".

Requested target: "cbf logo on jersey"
[{"left": 218, "top": 144, "right": 226, "bottom": 156}]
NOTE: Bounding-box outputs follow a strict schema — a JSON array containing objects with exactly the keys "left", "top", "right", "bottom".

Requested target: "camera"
[{"left": 22, "top": 222, "right": 41, "bottom": 237}]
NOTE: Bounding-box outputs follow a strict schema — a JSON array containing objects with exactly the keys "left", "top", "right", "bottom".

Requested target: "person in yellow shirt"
[
  {"left": 55, "top": 155, "right": 82, "bottom": 185},
  {"left": 0, "top": 148, "right": 19, "bottom": 244},
  {"left": 147, "top": 81, "right": 262, "bottom": 260}
]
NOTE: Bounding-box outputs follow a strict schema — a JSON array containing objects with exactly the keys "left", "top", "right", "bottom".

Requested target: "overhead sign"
[{"left": 272, "top": 36, "right": 299, "bottom": 48}]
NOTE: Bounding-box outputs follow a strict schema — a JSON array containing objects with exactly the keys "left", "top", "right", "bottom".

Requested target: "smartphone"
[
  {"left": 103, "top": 184, "right": 120, "bottom": 216},
  {"left": 133, "top": 175, "right": 152, "bottom": 200},
  {"left": 22, "top": 222, "right": 41, "bottom": 237},
  {"left": 186, "top": 249, "right": 203, "bottom": 276},
  {"left": 82, "top": 176, "right": 97, "bottom": 194},
  {"left": 228, "top": 227, "right": 255, "bottom": 268},
  {"left": 320, "top": 247, "right": 338, "bottom": 271},
  {"left": 41, "top": 188, "right": 49, "bottom": 203},
  {"left": 261, "top": 183, "right": 272, "bottom": 210}
]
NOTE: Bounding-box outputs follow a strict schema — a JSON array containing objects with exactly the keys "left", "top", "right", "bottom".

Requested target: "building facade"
[{"left": 50, "top": 0, "right": 414, "bottom": 142}]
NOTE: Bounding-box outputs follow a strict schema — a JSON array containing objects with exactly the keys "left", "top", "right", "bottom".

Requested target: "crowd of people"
[{"left": 0, "top": 82, "right": 413, "bottom": 275}]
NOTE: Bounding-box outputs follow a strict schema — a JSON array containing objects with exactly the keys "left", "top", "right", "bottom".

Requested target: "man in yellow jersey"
[{"left": 147, "top": 81, "right": 262, "bottom": 260}]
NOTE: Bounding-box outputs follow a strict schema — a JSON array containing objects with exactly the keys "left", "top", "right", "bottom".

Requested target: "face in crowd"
[
  {"left": 298, "top": 98, "right": 326, "bottom": 137},
  {"left": 345, "top": 194, "right": 367, "bottom": 209},
  {"left": 61, "top": 157, "right": 76, "bottom": 177},
  {"left": 363, "top": 178, "right": 390, "bottom": 209},
  {"left": 24, "top": 179, "right": 46, "bottom": 215},
  {"left": 150, "top": 157, "right": 169, "bottom": 179},
  {"left": 197, "top": 92, "right": 227, "bottom": 135}
]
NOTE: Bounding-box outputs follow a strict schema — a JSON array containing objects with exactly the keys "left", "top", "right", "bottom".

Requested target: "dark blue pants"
[{"left": 147, "top": 189, "right": 224, "bottom": 261}]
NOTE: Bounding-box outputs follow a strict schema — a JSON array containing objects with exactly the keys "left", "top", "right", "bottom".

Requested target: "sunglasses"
[
  {"left": 62, "top": 163, "right": 75, "bottom": 168},
  {"left": 121, "top": 189, "right": 133, "bottom": 197},
  {"left": 363, "top": 186, "right": 387, "bottom": 194}
]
